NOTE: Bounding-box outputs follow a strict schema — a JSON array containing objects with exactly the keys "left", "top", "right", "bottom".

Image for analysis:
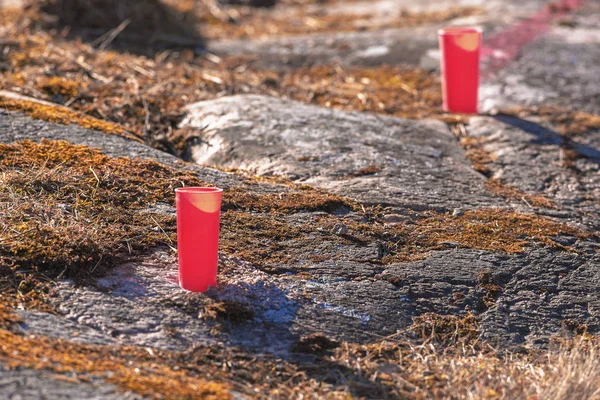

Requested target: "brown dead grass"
[
  {"left": 224, "top": 185, "right": 357, "bottom": 213},
  {"left": 0, "top": 329, "right": 232, "bottom": 399},
  {"left": 32, "top": 0, "right": 482, "bottom": 42},
  {"left": 0, "top": 139, "right": 202, "bottom": 294},
  {"left": 197, "top": 6, "right": 483, "bottom": 40},
  {"left": 281, "top": 65, "right": 443, "bottom": 120},
  {"left": 410, "top": 312, "right": 480, "bottom": 346},
  {"left": 486, "top": 177, "right": 558, "bottom": 209},
  {"left": 333, "top": 335, "right": 600, "bottom": 400},
  {"left": 2, "top": 304, "right": 600, "bottom": 400},
  {"left": 373, "top": 208, "right": 584, "bottom": 262},
  {"left": 0, "top": 8, "right": 449, "bottom": 157},
  {"left": 220, "top": 206, "right": 586, "bottom": 269}
]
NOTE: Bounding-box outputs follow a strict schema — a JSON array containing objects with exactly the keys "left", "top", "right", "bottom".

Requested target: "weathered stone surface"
[
  {"left": 481, "top": 2, "right": 600, "bottom": 114},
  {"left": 207, "top": 0, "right": 548, "bottom": 69},
  {"left": 467, "top": 115, "right": 600, "bottom": 230},
  {"left": 0, "top": 365, "right": 129, "bottom": 400},
  {"left": 2, "top": 0, "right": 600, "bottom": 395},
  {"left": 181, "top": 94, "right": 503, "bottom": 211},
  {"left": 3, "top": 104, "right": 599, "bottom": 354}
]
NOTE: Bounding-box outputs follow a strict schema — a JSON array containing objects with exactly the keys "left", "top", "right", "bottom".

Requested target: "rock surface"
[
  {"left": 0, "top": 366, "right": 129, "bottom": 400},
  {"left": 182, "top": 94, "right": 502, "bottom": 211},
  {"left": 1, "top": 0, "right": 600, "bottom": 397},
  {"left": 2, "top": 100, "right": 599, "bottom": 355}
]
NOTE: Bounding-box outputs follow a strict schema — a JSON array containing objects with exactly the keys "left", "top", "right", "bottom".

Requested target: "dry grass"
[
  {"left": 353, "top": 337, "right": 600, "bottom": 400},
  {"left": 220, "top": 206, "right": 587, "bottom": 269},
  {"left": 223, "top": 185, "right": 357, "bottom": 213},
  {"left": 374, "top": 208, "right": 585, "bottom": 262},
  {"left": 486, "top": 178, "right": 558, "bottom": 209},
  {"left": 3, "top": 297, "right": 599, "bottom": 400},
  {"left": 33, "top": 0, "right": 482, "bottom": 42},
  {"left": 196, "top": 6, "right": 483, "bottom": 40},
  {"left": 0, "top": 139, "right": 203, "bottom": 295},
  {"left": 0, "top": 329, "right": 232, "bottom": 399},
  {"left": 1, "top": 322, "right": 598, "bottom": 399},
  {"left": 0, "top": 5, "right": 452, "bottom": 158}
]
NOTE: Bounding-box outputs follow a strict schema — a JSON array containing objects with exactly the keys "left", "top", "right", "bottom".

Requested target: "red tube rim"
[
  {"left": 438, "top": 27, "right": 482, "bottom": 36},
  {"left": 175, "top": 187, "right": 223, "bottom": 194}
]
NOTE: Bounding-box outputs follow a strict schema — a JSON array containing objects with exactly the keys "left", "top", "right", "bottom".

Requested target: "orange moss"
[
  {"left": 486, "top": 178, "right": 558, "bottom": 209},
  {"left": 352, "top": 208, "right": 585, "bottom": 263},
  {"left": 400, "top": 209, "right": 583, "bottom": 256},
  {"left": 223, "top": 186, "right": 357, "bottom": 214},
  {"left": 38, "top": 76, "right": 83, "bottom": 98},
  {"left": 281, "top": 65, "right": 443, "bottom": 120},
  {"left": 219, "top": 211, "right": 305, "bottom": 267},
  {"left": 0, "top": 97, "right": 141, "bottom": 142},
  {"left": 458, "top": 136, "right": 494, "bottom": 176},
  {"left": 0, "top": 330, "right": 231, "bottom": 399},
  {"left": 221, "top": 206, "right": 586, "bottom": 270},
  {"left": 0, "top": 303, "right": 22, "bottom": 331},
  {"left": 410, "top": 313, "right": 480, "bottom": 345},
  {"left": 0, "top": 139, "right": 202, "bottom": 287}
]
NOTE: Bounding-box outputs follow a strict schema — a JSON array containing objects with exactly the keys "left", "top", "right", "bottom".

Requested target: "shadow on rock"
[
  {"left": 492, "top": 114, "right": 600, "bottom": 164},
  {"left": 207, "top": 280, "right": 299, "bottom": 325},
  {"left": 38, "top": 0, "right": 204, "bottom": 55}
]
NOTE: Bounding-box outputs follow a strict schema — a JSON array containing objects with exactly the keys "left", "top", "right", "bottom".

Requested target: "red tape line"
[{"left": 481, "top": 0, "right": 587, "bottom": 80}]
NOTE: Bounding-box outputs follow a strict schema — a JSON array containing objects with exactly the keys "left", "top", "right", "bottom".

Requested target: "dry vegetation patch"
[
  {"left": 196, "top": 6, "right": 483, "bottom": 40},
  {"left": 224, "top": 185, "right": 357, "bottom": 213},
  {"left": 0, "top": 139, "right": 584, "bottom": 308},
  {"left": 0, "top": 139, "right": 203, "bottom": 304},
  {"left": 368, "top": 208, "right": 584, "bottom": 263},
  {"left": 0, "top": 95, "right": 139, "bottom": 141},
  {"left": 29, "top": 0, "right": 483, "bottom": 42},
  {"left": 486, "top": 177, "right": 558, "bottom": 209},
  {"left": 0, "top": 330, "right": 232, "bottom": 399},
  {"left": 0, "top": 7, "right": 453, "bottom": 158},
  {"left": 1, "top": 302, "right": 600, "bottom": 399},
  {"left": 220, "top": 206, "right": 586, "bottom": 269},
  {"left": 332, "top": 335, "right": 600, "bottom": 399}
]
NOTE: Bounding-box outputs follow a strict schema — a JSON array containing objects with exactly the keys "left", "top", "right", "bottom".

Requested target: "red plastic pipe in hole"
[{"left": 175, "top": 187, "right": 223, "bottom": 292}]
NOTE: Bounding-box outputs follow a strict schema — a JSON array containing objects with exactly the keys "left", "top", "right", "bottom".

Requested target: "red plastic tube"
[
  {"left": 438, "top": 27, "right": 482, "bottom": 114},
  {"left": 175, "top": 187, "right": 223, "bottom": 292}
]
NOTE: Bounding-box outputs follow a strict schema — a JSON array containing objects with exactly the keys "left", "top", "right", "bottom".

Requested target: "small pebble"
[{"left": 332, "top": 223, "right": 348, "bottom": 235}]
